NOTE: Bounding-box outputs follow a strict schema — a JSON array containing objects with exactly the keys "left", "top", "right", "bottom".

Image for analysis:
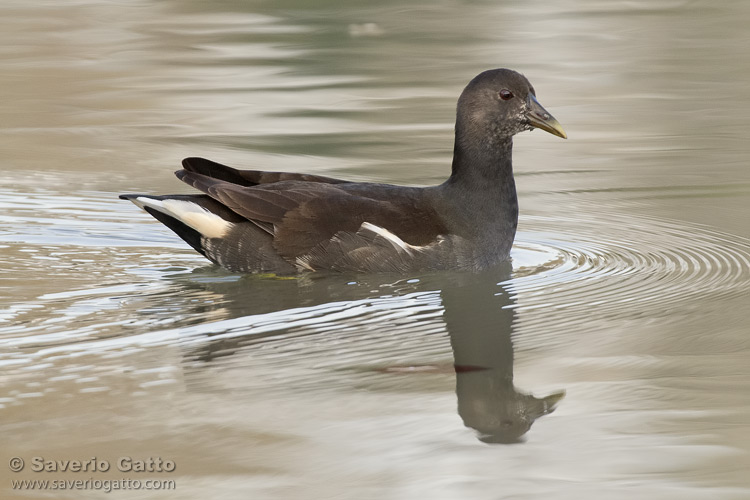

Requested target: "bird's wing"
[
  {"left": 176, "top": 169, "right": 447, "bottom": 260},
  {"left": 181, "top": 157, "right": 351, "bottom": 187}
]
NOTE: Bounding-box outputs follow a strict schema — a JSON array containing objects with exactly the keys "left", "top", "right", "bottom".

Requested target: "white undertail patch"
[{"left": 135, "top": 197, "right": 233, "bottom": 239}]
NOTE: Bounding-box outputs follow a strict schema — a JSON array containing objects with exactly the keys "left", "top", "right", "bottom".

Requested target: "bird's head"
[{"left": 457, "top": 68, "right": 567, "bottom": 141}]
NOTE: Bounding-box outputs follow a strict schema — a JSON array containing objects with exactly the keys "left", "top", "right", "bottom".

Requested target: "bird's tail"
[{"left": 119, "top": 194, "right": 237, "bottom": 257}]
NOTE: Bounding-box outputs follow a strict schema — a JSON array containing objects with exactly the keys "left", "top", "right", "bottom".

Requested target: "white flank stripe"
[
  {"left": 360, "top": 222, "right": 413, "bottom": 255},
  {"left": 295, "top": 256, "right": 316, "bottom": 272},
  {"left": 135, "top": 197, "right": 232, "bottom": 239}
]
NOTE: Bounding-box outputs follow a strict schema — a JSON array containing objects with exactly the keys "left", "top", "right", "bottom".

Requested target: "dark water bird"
[{"left": 121, "top": 68, "right": 566, "bottom": 273}]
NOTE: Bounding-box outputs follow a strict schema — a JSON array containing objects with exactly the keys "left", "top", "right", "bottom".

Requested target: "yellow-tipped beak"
[{"left": 527, "top": 95, "right": 567, "bottom": 139}]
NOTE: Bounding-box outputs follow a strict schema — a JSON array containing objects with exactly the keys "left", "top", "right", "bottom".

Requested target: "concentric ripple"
[{"left": 509, "top": 212, "right": 750, "bottom": 322}]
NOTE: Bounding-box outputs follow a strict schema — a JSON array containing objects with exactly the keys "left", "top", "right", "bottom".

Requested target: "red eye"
[{"left": 499, "top": 89, "right": 514, "bottom": 101}]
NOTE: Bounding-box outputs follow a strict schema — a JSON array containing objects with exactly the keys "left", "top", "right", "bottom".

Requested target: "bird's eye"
[{"left": 498, "top": 89, "right": 514, "bottom": 101}]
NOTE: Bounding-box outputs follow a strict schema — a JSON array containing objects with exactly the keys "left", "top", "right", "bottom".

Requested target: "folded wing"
[{"left": 176, "top": 162, "right": 447, "bottom": 265}]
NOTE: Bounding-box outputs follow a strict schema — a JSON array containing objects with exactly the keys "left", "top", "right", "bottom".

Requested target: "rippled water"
[{"left": 2, "top": 1, "right": 750, "bottom": 499}]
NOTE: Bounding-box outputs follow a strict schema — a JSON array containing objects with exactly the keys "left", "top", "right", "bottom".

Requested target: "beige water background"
[{"left": 1, "top": 0, "right": 749, "bottom": 498}]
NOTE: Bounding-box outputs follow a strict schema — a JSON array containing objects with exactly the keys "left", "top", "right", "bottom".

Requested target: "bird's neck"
[
  {"left": 443, "top": 120, "right": 518, "bottom": 209},
  {"left": 436, "top": 122, "right": 519, "bottom": 260},
  {"left": 446, "top": 122, "right": 516, "bottom": 189}
]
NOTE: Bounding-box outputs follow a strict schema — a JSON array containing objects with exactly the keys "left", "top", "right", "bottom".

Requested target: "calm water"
[{"left": 2, "top": 0, "right": 750, "bottom": 498}]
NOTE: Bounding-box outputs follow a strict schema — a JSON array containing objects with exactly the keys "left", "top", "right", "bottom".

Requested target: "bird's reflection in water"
[
  {"left": 441, "top": 270, "right": 564, "bottom": 443},
  {"left": 176, "top": 264, "right": 564, "bottom": 444}
]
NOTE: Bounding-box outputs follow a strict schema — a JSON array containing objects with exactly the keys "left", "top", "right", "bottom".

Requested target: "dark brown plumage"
[{"left": 121, "top": 68, "right": 566, "bottom": 273}]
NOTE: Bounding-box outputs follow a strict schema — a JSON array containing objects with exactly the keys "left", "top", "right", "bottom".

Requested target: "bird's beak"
[{"left": 527, "top": 95, "right": 567, "bottom": 139}]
